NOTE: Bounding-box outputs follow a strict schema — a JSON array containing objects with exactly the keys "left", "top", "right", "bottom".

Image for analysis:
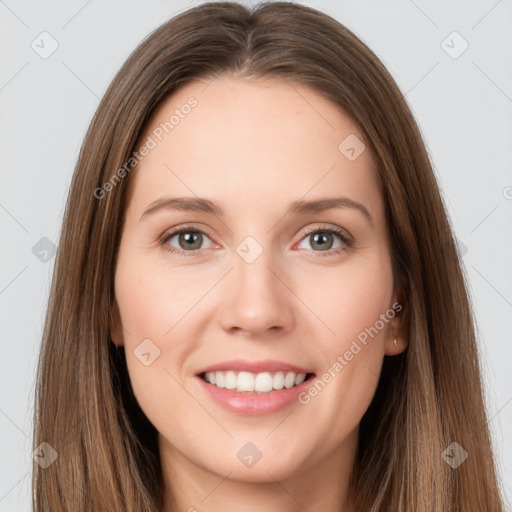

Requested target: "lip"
[
  {"left": 195, "top": 358, "right": 313, "bottom": 375},
  {"left": 195, "top": 372, "right": 316, "bottom": 416}
]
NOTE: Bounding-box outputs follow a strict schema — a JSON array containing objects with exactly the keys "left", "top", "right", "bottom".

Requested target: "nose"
[{"left": 218, "top": 247, "right": 295, "bottom": 337}]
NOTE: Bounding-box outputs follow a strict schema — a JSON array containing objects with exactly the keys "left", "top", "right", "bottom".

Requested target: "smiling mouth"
[{"left": 199, "top": 370, "right": 316, "bottom": 394}]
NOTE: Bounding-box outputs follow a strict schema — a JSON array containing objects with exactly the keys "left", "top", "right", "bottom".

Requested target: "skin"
[{"left": 111, "top": 75, "right": 408, "bottom": 512}]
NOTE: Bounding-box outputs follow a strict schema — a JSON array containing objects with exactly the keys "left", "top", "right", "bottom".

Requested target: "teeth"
[
  {"left": 238, "top": 371, "right": 255, "bottom": 392},
  {"left": 273, "top": 371, "right": 284, "bottom": 390},
  {"left": 203, "top": 370, "right": 308, "bottom": 393},
  {"left": 224, "top": 370, "right": 237, "bottom": 390}
]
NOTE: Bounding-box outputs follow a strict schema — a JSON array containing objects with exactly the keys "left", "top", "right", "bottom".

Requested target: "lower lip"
[{"left": 195, "top": 375, "right": 314, "bottom": 415}]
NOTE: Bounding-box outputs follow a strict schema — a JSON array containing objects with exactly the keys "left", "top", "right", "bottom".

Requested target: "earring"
[{"left": 393, "top": 338, "right": 397, "bottom": 348}]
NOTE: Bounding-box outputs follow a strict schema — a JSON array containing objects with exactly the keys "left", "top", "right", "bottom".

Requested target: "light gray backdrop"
[{"left": 1, "top": 0, "right": 511, "bottom": 509}]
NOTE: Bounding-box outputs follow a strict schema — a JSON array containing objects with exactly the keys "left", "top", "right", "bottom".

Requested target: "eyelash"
[{"left": 158, "top": 223, "right": 353, "bottom": 258}]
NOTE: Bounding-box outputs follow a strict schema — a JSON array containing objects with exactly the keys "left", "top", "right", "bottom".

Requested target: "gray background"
[{"left": 1, "top": 0, "right": 511, "bottom": 509}]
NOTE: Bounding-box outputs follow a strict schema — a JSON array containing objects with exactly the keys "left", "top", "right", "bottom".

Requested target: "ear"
[
  {"left": 384, "top": 277, "right": 409, "bottom": 356},
  {"left": 110, "top": 299, "right": 125, "bottom": 347}
]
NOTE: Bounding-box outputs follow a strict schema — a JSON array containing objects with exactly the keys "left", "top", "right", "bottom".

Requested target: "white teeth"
[
  {"left": 273, "top": 371, "right": 284, "bottom": 390},
  {"left": 254, "top": 372, "right": 273, "bottom": 392},
  {"left": 295, "top": 373, "right": 306, "bottom": 386},
  {"left": 237, "top": 371, "right": 254, "bottom": 392},
  {"left": 224, "top": 370, "right": 237, "bottom": 390},
  {"left": 284, "top": 372, "right": 295, "bottom": 389},
  {"left": 203, "top": 370, "right": 308, "bottom": 393}
]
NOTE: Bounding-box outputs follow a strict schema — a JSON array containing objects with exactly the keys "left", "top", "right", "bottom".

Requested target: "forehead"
[{"left": 127, "top": 76, "right": 384, "bottom": 226}]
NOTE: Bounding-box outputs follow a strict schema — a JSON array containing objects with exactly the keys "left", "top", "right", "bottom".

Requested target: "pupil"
[
  {"left": 181, "top": 232, "right": 201, "bottom": 250},
  {"left": 312, "top": 232, "right": 332, "bottom": 251}
]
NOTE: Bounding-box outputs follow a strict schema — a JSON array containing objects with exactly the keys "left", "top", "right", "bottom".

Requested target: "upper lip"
[{"left": 196, "top": 359, "right": 314, "bottom": 375}]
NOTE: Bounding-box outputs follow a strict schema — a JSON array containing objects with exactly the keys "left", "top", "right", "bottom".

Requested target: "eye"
[
  {"left": 296, "top": 224, "right": 352, "bottom": 256},
  {"left": 159, "top": 223, "right": 352, "bottom": 257},
  {"left": 159, "top": 225, "right": 214, "bottom": 256}
]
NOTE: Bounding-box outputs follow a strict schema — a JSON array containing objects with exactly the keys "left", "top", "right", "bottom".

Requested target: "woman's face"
[{"left": 113, "top": 76, "right": 405, "bottom": 493}]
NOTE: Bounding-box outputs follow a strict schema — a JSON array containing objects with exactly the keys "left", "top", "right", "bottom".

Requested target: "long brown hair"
[{"left": 32, "top": 2, "right": 505, "bottom": 510}]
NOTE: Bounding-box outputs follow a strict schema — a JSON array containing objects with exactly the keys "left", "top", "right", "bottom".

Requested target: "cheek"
[
  {"left": 113, "top": 251, "right": 215, "bottom": 410},
  {"left": 114, "top": 252, "right": 208, "bottom": 341},
  {"left": 295, "top": 253, "right": 393, "bottom": 430},
  {"left": 303, "top": 253, "right": 393, "bottom": 349},
  {"left": 113, "top": 254, "right": 199, "bottom": 424}
]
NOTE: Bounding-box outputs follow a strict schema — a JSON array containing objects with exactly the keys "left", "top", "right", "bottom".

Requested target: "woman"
[{"left": 32, "top": 2, "right": 505, "bottom": 510}]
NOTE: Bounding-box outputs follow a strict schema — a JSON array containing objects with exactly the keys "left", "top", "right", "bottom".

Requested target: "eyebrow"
[{"left": 139, "top": 196, "right": 373, "bottom": 227}]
